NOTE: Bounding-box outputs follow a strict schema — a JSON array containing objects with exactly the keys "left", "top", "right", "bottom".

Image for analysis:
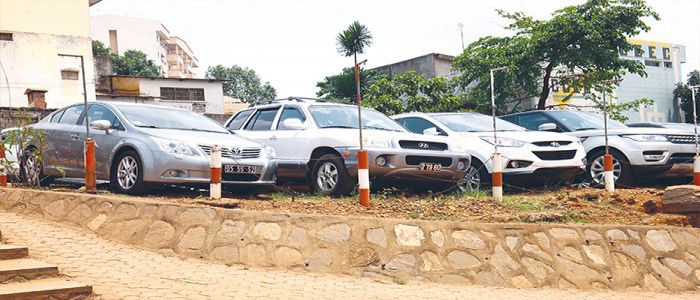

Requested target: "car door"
[
  {"left": 76, "top": 104, "right": 125, "bottom": 179},
  {"left": 266, "top": 105, "right": 308, "bottom": 160},
  {"left": 48, "top": 105, "right": 86, "bottom": 177},
  {"left": 235, "top": 106, "right": 282, "bottom": 143}
]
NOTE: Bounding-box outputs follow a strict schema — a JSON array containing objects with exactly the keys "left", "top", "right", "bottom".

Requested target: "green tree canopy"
[
  {"left": 453, "top": 0, "right": 659, "bottom": 112},
  {"left": 336, "top": 21, "right": 373, "bottom": 59},
  {"left": 111, "top": 49, "right": 161, "bottom": 77},
  {"left": 675, "top": 70, "right": 700, "bottom": 123},
  {"left": 204, "top": 65, "right": 276, "bottom": 103},
  {"left": 316, "top": 68, "right": 384, "bottom": 102},
  {"left": 91, "top": 40, "right": 110, "bottom": 56},
  {"left": 363, "top": 71, "right": 463, "bottom": 115}
]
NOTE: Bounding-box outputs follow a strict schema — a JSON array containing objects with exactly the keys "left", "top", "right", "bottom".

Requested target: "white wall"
[
  {"left": 138, "top": 78, "right": 224, "bottom": 114},
  {"left": 90, "top": 15, "right": 166, "bottom": 69}
]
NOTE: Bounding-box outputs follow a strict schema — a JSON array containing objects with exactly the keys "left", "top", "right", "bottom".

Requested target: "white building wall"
[
  {"left": 138, "top": 79, "right": 224, "bottom": 114},
  {"left": 90, "top": 15, "right": 167, "bottom": 71}
]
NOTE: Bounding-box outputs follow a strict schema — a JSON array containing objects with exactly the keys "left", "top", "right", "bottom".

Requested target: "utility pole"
[{"left": 354, "top": 57, "right": 369, "bottom": 208}]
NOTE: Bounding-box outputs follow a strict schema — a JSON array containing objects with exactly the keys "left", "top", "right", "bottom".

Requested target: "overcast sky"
[{"left": 90, "top": 0, "right": 700, "bottom": 97}]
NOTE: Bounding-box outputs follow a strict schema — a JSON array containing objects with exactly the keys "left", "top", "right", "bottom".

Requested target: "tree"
[
  {"left": 92, "top": 40, "right": 110, "bottom": 56},
  {"left": 453, "top": 0, "right": 659, "bottom": 111},
  {"left": 316, "top": 68, "right": 384, "bottom": 102},
  {"left": 111, "top": 50, "right": 161, "bottom": 77},
  {"left": 676, "top": 70, "right": 700, "bottom": 123},
  {"left": 336, "top": 21, "right": 373, "bottom": 103},
  {"left": 204, "top": 65, "right": 276, "bottom": 103},
  {"left": 363, "top": 71, "right": 463, "bottom": 115}
]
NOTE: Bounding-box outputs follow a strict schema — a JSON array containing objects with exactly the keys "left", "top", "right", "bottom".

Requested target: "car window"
[
  {"left": 82, "top": 105, "right": 122, "bottom": 130},
  {"left": 50, "top": 110, "right": 65, "bottom": 123},
  {"left": 277, "top": 107, "right": 306, "bottom": 130},
  {"left": 244, "top": 108, "right": 279, "bottom": 131},
  {"left": 227, "top": 109, "right": 253, "bottom": 130},
  {"left": 397, "top": 117, "right": 446, "bottom": 136},
  {"left": 58, "top": 105, "right": 84, "bottom": 125},
  {"left": 516, "top": 113, "right": 552, "bottom": 131}
]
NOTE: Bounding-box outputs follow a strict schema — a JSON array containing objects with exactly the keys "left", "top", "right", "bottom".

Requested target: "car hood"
[
  {"left": 317, "top": 128, "right": 452, "bottom": 145},
  {"left": 458, "top": 130, "right": 578, "bottom": 142},
  {"left": 565, "top": 127, "right": 693, "bottom": 138},
  {"left": 138, "top": 128, "right": 263, "bottom": 148}
]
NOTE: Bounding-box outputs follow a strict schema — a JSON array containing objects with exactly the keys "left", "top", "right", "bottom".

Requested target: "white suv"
[
  {"left": 393, "top": 112, "right": 586, "bottom": 190},
  {"left": 225, "top": 98, "right": 471, "bottom": 196}
]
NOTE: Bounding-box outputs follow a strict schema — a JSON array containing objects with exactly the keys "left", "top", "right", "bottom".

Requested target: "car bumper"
[
  {"left": 496, "top": 146, "right": 586, "bottom": 176},
  {"left": 336, "top": 147, "right": 470, "bottom": 183},
  {"left": 142, "top": 151, "right": 277, "bottom": 186},
  {"left": 623, "top": 142, "right": 694, "bottom": 178}
]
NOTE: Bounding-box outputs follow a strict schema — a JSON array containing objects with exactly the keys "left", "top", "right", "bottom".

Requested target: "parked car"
[
  {"left": 224, "top": 98, "right": 471, "bottom": 196},
  {"left": 627, "top": 122, "right": 700, "bottom": 132},
  {"left": 21, "top": 102, "right": 277, "bottom": 194},
  {"left": 392, "top": 112, "right": 586, "bottom": 190},
  {"left": 501, "top": 110, "right": 696, "bottom": 186}
]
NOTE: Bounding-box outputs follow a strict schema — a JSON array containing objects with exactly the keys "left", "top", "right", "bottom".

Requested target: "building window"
[
  {"left": 61, "top": 70, "right": 79, "bottom": 80},
  {"left": 644, "top": 60, "right": 660, "bottom": 67},
  {"left": 634, "top": 48, "right": 643, "bottom": 57},
  {"left": 0, "top": 32, "right": 12, "bottom": 41},
  {"left": 648, "top": 46, "right": 656, "bottom": 58},
  {"left": 664, "top": 62, "right": 673, "bottom": 68},
  {"left": 160, "top": 87, "right": 205, "bottom": 101}
]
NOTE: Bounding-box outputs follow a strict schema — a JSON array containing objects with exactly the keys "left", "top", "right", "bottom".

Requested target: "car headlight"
[
  {"left": 621, "top": 135, "right": 668, "bottom": 142},
  {"left": 261, "top": 146, "right": 276, "bottom": 159},
  {"left": 150, "top": 136, "right": 196, "bottom": 156},
  {"left": 363, "top": 135, "right": 390, "bottom": 148},
  {"left": 480, "top": 136, "right": 526, "bottom": 147},
  {"left": 452, "top": 142, "right": 470, "bottom": 153}
]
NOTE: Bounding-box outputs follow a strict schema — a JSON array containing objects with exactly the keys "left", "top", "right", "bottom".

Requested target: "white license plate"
[
  {"left": 417, "top": 163, "right": 442, "bottom": 171},
  {"left": 224, "top": 165, "right": 257, "bottom": 174}
]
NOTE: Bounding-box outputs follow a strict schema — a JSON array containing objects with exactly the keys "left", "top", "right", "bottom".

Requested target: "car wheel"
[
  {"left": 19, "top": 147, "right": 52, "bottom": 187},
  {"left": 111, "top": 150, "right": 147, "bottom": 194},
  {"left": 587, "top": 149, "right": 633, "bottom": 187},
  {"left": 310, "top": 154, "right": 353, "bottom": 197},
  {"left": 457, "top": 160, "right": 489, "bottom": 193}
]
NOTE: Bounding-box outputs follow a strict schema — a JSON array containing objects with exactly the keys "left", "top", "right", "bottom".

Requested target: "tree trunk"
[{"left": 537, "top": 63, "right": 555, "bottom": 110}]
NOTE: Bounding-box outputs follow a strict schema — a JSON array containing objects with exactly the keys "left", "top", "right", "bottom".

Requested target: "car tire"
[
  {"left": 19, "top": 147, "right": 53, "bottom": 187},
  {"left": 586, "top": 149, "right": 634, "bottom": 188},
  {"left": 457, "top": 159, "right": 489, "bottom": 193},
  {"left": 309, "top": 154, "right": 353, "bottom": 197},
  {"left": 110, "top": 150, "right": 147, "bottom": 195}
]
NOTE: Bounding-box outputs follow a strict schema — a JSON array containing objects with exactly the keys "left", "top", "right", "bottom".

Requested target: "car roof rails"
[{"left": 250, "top": 96, "right": 349, "bottom": 107}]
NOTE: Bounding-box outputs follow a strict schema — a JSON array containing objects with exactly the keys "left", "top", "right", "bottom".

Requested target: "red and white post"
[
  {"left": 603, "top": 154, "right": 615, "bottom": 192},
  {"left": 0, "top": 143, "right": 7, "bottom": 187},
  {"left": 210, "top": 145, "right": 222, "bottom": 199},
  {"left": 694, "top": 158, "right": 700, "bottom": 186},
  {"left": 492, "top": 153, "right": 503, "bottom": 201},
  {"left": 358, "top": 150, "right": 370, "bottom": 207},
  {"left": 690, "top": 85, "right": 699, "bottom": 185}
]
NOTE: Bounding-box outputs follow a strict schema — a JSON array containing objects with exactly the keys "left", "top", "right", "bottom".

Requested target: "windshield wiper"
[
  {"left": 365, "top": 126, "right": 401, "bottom": 132},
  {"left": 185, "top": 128, "right": 227, "bottom": 133},
  {"left": 322, "top": 125, "right": 357, "bottom": 129},
  {"left": 575, "top": 127, "right": 598, "bottom": 131},
  {"left": 135, "top": 124, "right": 159, "bottom": 128}
]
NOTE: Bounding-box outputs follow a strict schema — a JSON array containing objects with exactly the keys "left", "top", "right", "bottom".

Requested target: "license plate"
[
  {"left": 224, "top": 165, "right": 257, "bottom": 174},
  {"left": 417, "top": 163, "right": 442, "bottom": 171}
]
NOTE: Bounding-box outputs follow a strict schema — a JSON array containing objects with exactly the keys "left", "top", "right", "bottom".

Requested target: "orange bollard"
[
  {"left": 358, "top": 150, "right": 370, "bottom": 208},
  {"left": 210, "top": 145, "right": 222, "bottom": 199},
  {"left": 603, "top": 154, "right": 614, "bottom": 192},
  {"left": 0, "top": 143, "right": 6, "bottom": 187},
  {"left": 694, "top": 156, "right": 700, "bottom": 186},
  {"left": 492, "top": 153, "right": 503, "bottom": 201},
  {"left": 84, "top": 138, "right": 96, "bottom": 193}
]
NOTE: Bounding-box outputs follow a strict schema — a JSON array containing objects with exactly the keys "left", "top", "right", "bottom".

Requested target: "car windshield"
[
  {"left": 432, "top": 113, "right": 526, "bottom": 132},
  {"left": 115, "top": 105, "right": 229, "bottom": 133},
  {"left": 308, "top": 105, "right": 406, "bottom": 132},
  {"left": 547, "top": 111, "right": 626, "bottom": 131}
]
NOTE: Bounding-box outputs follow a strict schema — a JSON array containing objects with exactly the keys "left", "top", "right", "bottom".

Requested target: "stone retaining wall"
[{"left": 1, "top": 188, "right": 699, "bottom": 292}]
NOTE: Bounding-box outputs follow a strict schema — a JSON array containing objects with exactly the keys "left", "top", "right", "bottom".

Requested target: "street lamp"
[
  {"left": 691, "top": 85, "right": 700, "bottom": 185},
  {"left": 490, "top": 66, "right": 507, "bottom": 201}
]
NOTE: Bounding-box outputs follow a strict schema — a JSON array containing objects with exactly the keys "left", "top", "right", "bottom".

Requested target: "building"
[
  {"left": 0, "top": 0, "right": 100, "bottom": 110},
  {"left": 547, "top": 39, "right": 686, "bottom": 123},
  {"left": 371, "top": 53, "right": 458, "bottom": 79},
  {"left": 90, "top": 15, "right": 198, "bottom": 78},
  {"left": 96, "top": 75, "right": 224, "bottom": 114},
  {"left": 223, "top": 96, "right": 249, "bottom": 115}
]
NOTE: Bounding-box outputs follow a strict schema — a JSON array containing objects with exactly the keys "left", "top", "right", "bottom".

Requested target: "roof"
[
  {"left": 89, "top": 0, "right": 102, "bottom": 6},
  {"left": 106, "top": 75, "right": 223, "bottom": 82}
]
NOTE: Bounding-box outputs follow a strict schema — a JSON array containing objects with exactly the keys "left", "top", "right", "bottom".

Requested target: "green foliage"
[
  {"left": 204, "top": 64, "right": 277, "bottom": 103},
  {"left": 111, "top": 50, "right": 161, "bottom": 77},
  {"left": 0, "top": 110, "right": 53, "bottom": 187},
  {"left": 336, "top": 21, "right": 373, "bottom": 58},
  {"left": 316, "top": 67, "right": 384, "bottom": 103},
  {"left": 453, "top": 0, "right": 659, "bottom": 111},
  {"left": 91, "top": 40, "right": 110, "bottom": 57},
  {"left": 363, "top": 71, "right": 463, "bottom": 115},
  {"left": 676, "top": 70, "right": 700, "bottom": 123}
]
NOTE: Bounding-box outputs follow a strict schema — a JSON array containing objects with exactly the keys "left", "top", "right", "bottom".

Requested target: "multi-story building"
[
  {"left": 0, "top": 0, "right": 99, "bottom": 110},
  {"left": 371, "top": 53, "right": 458, "bottom": 79},
  {"left": 90, "top": 15, "right": 198, "bottom": 78}
]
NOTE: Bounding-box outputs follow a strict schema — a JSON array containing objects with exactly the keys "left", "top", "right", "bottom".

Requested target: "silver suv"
[{"left": 225, "top": 98, "right": 471, "bottom": 196}]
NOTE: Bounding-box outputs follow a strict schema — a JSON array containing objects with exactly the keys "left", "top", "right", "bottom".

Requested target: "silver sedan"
[{"left": 23, "top": 102, "right": 277, "bottom": 194}]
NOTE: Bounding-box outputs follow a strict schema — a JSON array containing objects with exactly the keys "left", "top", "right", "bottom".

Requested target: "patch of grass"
[
  {"left": 459, "top": 189, "right": 488, "bottom": 199},
  {"left": 392, "top": 277, "right": 406, "bottom": 285},
  {"left": 409, "top": 211, "right": 420, "bottom": 219},
  {"left": 562, "top": 213, "right": 591, "bottom": 223},
  {"left": 501, "top": 196, "right": 544, "bottom": 212}
]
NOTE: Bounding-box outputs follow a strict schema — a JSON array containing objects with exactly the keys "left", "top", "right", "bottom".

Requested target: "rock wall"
[{"left": 1, "top": 188, "right": 699, "bottom": 292}]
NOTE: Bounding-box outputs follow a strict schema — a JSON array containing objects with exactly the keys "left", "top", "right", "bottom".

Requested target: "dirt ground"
[{"left": 39, "top": 183, "right": 690, "bottom": 228}]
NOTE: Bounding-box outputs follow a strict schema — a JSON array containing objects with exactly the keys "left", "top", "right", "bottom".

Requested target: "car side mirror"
[
  {"left": 90, "top": 120, "right": 112, "bottom": 132},
  {"left": 281, "top": 118, "right": 305, "bottom": 130},
  {"left": 538, "top": 123, "right": 558, "bottom": 132},
  {"left": 423, "top": 127, "right": 440, "bottom": 136}
]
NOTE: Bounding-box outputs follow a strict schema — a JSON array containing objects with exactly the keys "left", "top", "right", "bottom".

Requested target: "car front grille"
[
  {"left": 199, "top": 145, "right": 261, "bottom": 159},
  {"left": 532, "top": 150, "right": 577, "bottom": 161},
  {"left": 531, "top": 141, "right": 572, "bottom": 147},
  {"left": 399, "top": 140, "right": 448, "bottom": 151},
  {"left": 405, "top": 155, "right": 453, "bottom": 167},
  {"left": 667, "top": 135, "right": 696, "bottom": 144}
]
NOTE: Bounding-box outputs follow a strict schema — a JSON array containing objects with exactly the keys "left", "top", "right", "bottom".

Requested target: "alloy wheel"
[
  {"left": 458, "top": 165, "right": 481, "bottom": 192},
  {"left": 23, "top": 154, "right": 40, "bottom": 186},
  {"left": 117, "top": 156, "right": 138, "bottom": 190},
  {"left": 589, "top": 155, "right": 621, "bottom": 185},
  {"left": 316, "top": 162, "right": 338, "bottom": 191}
]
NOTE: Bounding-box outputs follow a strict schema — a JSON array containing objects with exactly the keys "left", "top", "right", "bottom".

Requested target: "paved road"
[{"left": 0, "top": 211, "right": 698, "bottom": 300}]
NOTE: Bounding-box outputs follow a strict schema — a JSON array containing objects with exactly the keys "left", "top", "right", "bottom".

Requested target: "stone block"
[
  {"left": 663, "top": 258, "right": 692, "bottom": 276},
  {"left": 560, "top": 246, "right": 583, "bottom": 263},
  {"left": 447, "top": 250, "right": 480, "bottom": 269},
  {"left": 533, "top": 232, "right": 550, "bottom": 248},
  {"left": 649, "top": 258, "right": 694, "bottom": 290},
  {"left": 317, "top": 223, "right": 350, "bottom": 243},
  {"left": 385, "top": 254, "right": 416, "bottom": 272},
  {"left": 645, "top": 230, "right": 677, "bottom": 252},
  {"left": 476, "top": 270, "right": 506, "bottom": 286},
  {"left": 394, "top": 224, "right": 424, "bottom": 247},
  {"left": 253, "top": 222, "right": 282, "bottom": 241},
  {"left": 491, "top": 244, "right": 518, "bottom": 273},
  {"left": 66, "top": 203, "right": 92, "bottom": 224},
  {"left": 583, "top": 245, "right": 606, "bottom": 265},
  {"left": 663, "top": 185, "right": 700, "bottom": 213},
  {"left": 210, "top": 245, "right": 239, "bottom": 263},
  {"left": 114, "top": 203, "right": 138, "bottom": 219},
  {"left": 511, "top": 275, "right": 534, "bottom": 288},
  {"left": 611, "top": 252, "right": 638, "bottom": 284},
  {"left": 178, "top": 227, "right": 206, "bottom": 251},
  {"left": 619, "top": 244, "right": 646, "bottom": 261},
  {"left": 430, "top": 230, "right": 444, "bottom": 247},
  {"left": 308, "top": 248, "right": 332, "bottom": 269},
  {"left": 144, "top": 220, "right": 175, "bottom": 248},
  {"left": 274, "top": 246, "right": 304, "bottom": 267},
  {"left": 584, "top": 229, "right": 603, "bottom": 241},
  {"left": 344, "top": 247, "right": 379, "bottom": 267},
  {"left": 43, "top": 200, "right": 66, "bottom": 218},
  {"left": 366, "top": 227, "right": 387, "bottom": 247},
  {"left": 420, "top": 251, "right": 442, "bottom": 271},
  {"left": 606, "top": 229, "right": 628, "bottom": 241},
  {"left": 549, "top": 228, "right": 579, "bottom": 240},
  {"left": 245, "top": 243, "right": 269, "bottom": 266},
  {"left": 522, "top": 243, "right": 551, "bottom": 260},
  {"left": 288, "top": 226, "right": 307, "bottom": 244},
  {"left": 107, "top": 219, "right": 146, "bottom": 242},
  {"left": 87, "top": 214, "right": 107, "bottom": 232},
  {"left": 451, "top": 230, "right": 485, "bottom": 250},
  {"left": 216, "top": 220, "right": 246, "bottom": 242},
  {"left": 178, "top": 207, "right": 217, "bottom": 225},
  {"left": 522, "top": 257, "right": 552, "bottom": 279},
  {"left": 505, "top": 236, "right": 519, "bottom": 250}
]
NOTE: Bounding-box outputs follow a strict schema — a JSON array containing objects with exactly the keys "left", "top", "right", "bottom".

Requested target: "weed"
[
  {"left": 562, "top": 213, "right": 591, "bottom": 223},
  {"left": 501, "top": 196, "right": 544, "bottom": 212},
  {"left": 392, "top": 277, "right": 406, "bottom": 285}
]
